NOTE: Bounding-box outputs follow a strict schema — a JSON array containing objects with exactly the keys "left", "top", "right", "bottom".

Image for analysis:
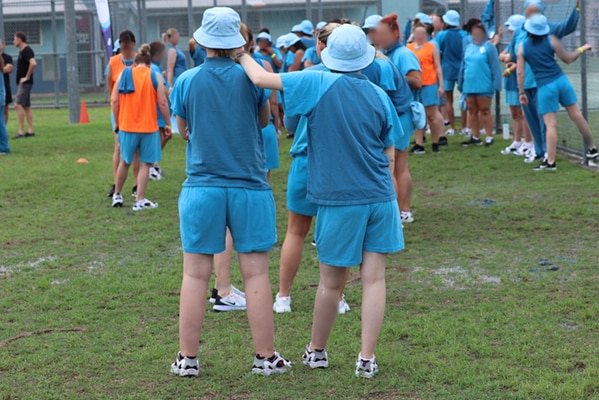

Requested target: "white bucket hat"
[
  {"left": 321, "top": 24, "right": 375, "bottom": 72},
  {"left": 193, "top": 7, "right": 246, "bottom": 50}
]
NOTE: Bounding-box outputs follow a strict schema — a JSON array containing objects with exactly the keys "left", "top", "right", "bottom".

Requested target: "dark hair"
[
  {"left": 463, "top": 18, "right": 482, "bottom": 33},
  {"left": 259, "top": 27, "right": 270, "bottom": 34},
  {"left": 14, "top": 32, "right": 27, "bottom": 43},
  {"left": 119, "top": 30, "right": 136, "bottom": 44},
  {"left": 528, "top": 33, "right": 547, "bottom": 43},
  {"left": 413, "top": 22, "right": 434, "bottom": 36},
  {"left": 240, "top": 23, "right": 254, "bottom": 52},
  {"left": 149, "top": 41, "right": 165, "bottom": 58},
  {"left": 470, "top": 23, "right": 487, "bottom": 36},
  {"left": 134, "top": 44, "right": 152, "bottom": 65},
  {"left": 290, "top": 40, "right": 307, "bottom": 52}
]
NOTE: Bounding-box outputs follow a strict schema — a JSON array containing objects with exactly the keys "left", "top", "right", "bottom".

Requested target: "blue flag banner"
[
  {"left": 403, "top": 18, "right": 412, "bottom": 45},
  {"left": 95, "top": 0, "right": 113, "bottom": 60},
  {"left": 481, "top": 0, "right": 495, "bottom": 38}
]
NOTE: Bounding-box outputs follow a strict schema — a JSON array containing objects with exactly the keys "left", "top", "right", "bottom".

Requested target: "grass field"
[{"left": 1, "top": 107, "right": 599, "bottom": 399}]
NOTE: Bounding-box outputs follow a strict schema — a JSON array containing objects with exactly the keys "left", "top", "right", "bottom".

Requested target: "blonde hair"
[
  {"left": 164, "top": 28, "right": 179, "bottom": 43},
  {"left": 317, "top": 22, "right": 341, "bottom": 46},
  {"left": 135, "top": 44, "right": 152, "bottom": 65}
]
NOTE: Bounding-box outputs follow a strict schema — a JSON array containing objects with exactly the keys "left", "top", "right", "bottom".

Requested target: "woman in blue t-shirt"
[{"left": 518, "top": 14, "right": 598, "bottom": 171}]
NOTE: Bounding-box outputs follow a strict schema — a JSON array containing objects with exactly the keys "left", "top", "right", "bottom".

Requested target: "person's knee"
[{"left": 480, "top": 108, "right": 491, "bottom": 118}]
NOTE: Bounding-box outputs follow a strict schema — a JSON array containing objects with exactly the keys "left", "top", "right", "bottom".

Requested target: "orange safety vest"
[
  {"left": 118, "top": 67, "right": 158, "bottom": 134},
  {"left": 109, "top": 55, "right": 128, "bottom": 87},
  {"left": 407, "top": 42, "right": 437, "bottom": 86}
]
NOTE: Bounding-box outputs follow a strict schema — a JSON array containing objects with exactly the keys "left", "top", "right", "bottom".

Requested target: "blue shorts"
[
  {"left": 179, "top": 186, "right": 277, "bottom": 254},
  {"left": 418, "top": 83, "right": 440, "bottom": 107},
  {"left": 464, "top": 92, "right": 494, "bottom": 99},
  {"left": 315, "top": 200, "right": 404, "bottom": 267},
  {"left": 287, "top": 155, "right": 318, "bottom": 217},
  {"left": 444, "top": 79, "right": 457, "bottom": 92},
  {"left": 118, "top": 131, "right": 161, "bottom": 165},
  {"left": 505, "top": 90, "right": 520, "bottom": 106},
  {"left": 537, "top": 75, "right": 577, "bottom": 115},
  {"left": 262, "top": 122, "right": 280, "bottom": 171},
  {"left": 396, "top": 112, "right": 414, "bottom": 151}
]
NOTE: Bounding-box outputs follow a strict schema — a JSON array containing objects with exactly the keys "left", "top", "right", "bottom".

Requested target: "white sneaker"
[
  {"left": 213, "top": 291, "right": 246, "bottom": 312},
  {"left": 302, "top": 344, "right": 329, "bottom": 369},
  {"left": 149, "top": 167, "right": 162, "bottom": 181},
  {"left": 132, "top": 198, "right": 158, "bottom": 211},
  {"left": 514, "top": 145, "right": 531, "bottom": 156},
  {"left": 112, "top": 193, "right": 124, "bottom": 208},
  {"left": 500, "top": 142, "right": 521, "bottom": 155},
  {"left": 524, "top": 150, "right": 538, "bottom": 164},
  {"left": 425, "top": 125, "right": 431, "bottom": 134},
  {"left": 338, "top": 294, "right": 351, "bottom": 315},
  {"left": 170, "top": 352, "right": 199, "bottom": 377},
  {"left": 400, "top": 211, "right": 414, "bottom": 224},
  {"left": 460, "top": 128, "right": 471, "bottom": 137},
  {"left": 251, "top": 351, "right": 292, "bottom": 376},
  {"left": 273, "top": 293, "right": 292, "bottom": 313},
  {"left": 355, "top": 354, "right": 379, "bottom": 378},
  {"left": 445, "top": 129, "right": 456, "bottom": 136}
]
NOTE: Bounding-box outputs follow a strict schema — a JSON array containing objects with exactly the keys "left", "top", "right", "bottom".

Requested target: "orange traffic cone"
[{"left": 80, "top": 101, "right": 90, "bottom": 124}]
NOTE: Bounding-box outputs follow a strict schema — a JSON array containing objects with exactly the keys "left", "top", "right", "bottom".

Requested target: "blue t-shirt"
[
  {"left": 459, "top": 42, "right": 502, "bottom": 94},
  {"left": 300, "top": 37, "right": 316, "bottom": 48},
  {"left": 282, "top": 50, "right": 298, "bottom": 72},
  {"left": 151, "top": 61, "right": 168, "bottom": 128},
  {"left": 168, "top": 44, "right": 188, "bottom": 80},
  {"left": 436, "top": 28, "right": 466, "bottom": 81},
  {"left": 384, "top": 41, "right": 421, "bottom": 77},
  {"left": 170, "top": 57, "right": 270, "bottom": 189},
  {"left": 254, "top": 48, "right": 282, "bottom": 72},
  {"left": 302, "top": 47, "right": 321, "bottom": 66},
  {"left": 281, "top": 71, "right": 404, "bottom": 206},
  {"left": 362, "top": 57, "right": 413, "bottom": 115},
  {"left": 522, "top": 36, "right": 564, "bottom": 88},
  {"left": 192, "top": 46, "right": 206, "bottom": 67}
]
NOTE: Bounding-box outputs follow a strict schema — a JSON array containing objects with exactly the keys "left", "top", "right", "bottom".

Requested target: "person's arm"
[
  {"left": 289, "top": 50, "right": 304, "bottom": 72},
  {"left": 517, "top": 43, "right": 528, "bottom": 106},
  {"left": 549, "top": 3, "right": 580, "bottom": 39},
  {"left": 166, "top": 48, "right": 176, "bottom": 88},
  {"left": 177, "top": 116, "right": 188, "bottom": 141},
  {"left": 106, "top": 63, "right": 114, "bottom": 94},
  {"left": 111, "top": 76, "right": 121, "bottom": 131},
  {"left": 237, "top": 53, "right": 283, "bottom": 91},
  {"left": 20, "top": 56, "right": 37, "bottom": 84},
  {"left": 384, "top": 145, "right": 397, "bottom": 192},
  {"left": 551, "top": 35, "right": 591, "bottom": 64},
  {"left": 432, "top": 46, "right": 444, "bottom": 96},
  {"left": 405, "top": 70, "right": 422, "bottom": 90},
  {"left": 4, "top": 60, "right": 13, "bottom": 74},
  {"left": 489, "top": 26, "right": 503, "bottom": 46},
  {"left": 499, "top": 50, "right": 510, "bottom": 64},
  {"left": 156, "top": 72, "right": 170, "bottom": 127},
  {"left": 269, "top": 47, "right": 283, "bottom": 69},
  {"left": 487, "top": 44, "right": 503, "bottom": 92},
  {"left": 457, "top": 57, "right": 464, "bottom": 93},
  {"left": 263, "top": 62, "right": 280, "bottom": 130},
  {"left": 304, "top": 59, "right": 314, "bottom": 68},
  {"left": 259, "top": 100, "right": 271, "bottom": 128}
]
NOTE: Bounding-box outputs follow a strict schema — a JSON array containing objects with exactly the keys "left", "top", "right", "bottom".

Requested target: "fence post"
[
  {"left": 241, "top": 0, "right": 248, "bottom": 24},
  {"left": 65, "top": 0, "right": 80, "bottom": 124},
  {"left": 494, "top": 0, "right": 501, "bottom": 134},
  {"left": 318, "top": 0, "right": 323, "bottom": 22},
  {"left": 51, "top": 0, "right": 60, "bottom": 108},
  {"left": 580, "top": 0, "right": 589, "bottom": 164},
  {"left": 0, "top": 0, "right": 4, "bottom": 43},
  {"left": 306, "top": 0, "right": 312, "bottom": 22}
]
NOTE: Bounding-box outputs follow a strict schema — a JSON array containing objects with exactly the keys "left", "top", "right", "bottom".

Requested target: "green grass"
[{"left": 1, "top": 107, "right": 599, "bottom": 399}]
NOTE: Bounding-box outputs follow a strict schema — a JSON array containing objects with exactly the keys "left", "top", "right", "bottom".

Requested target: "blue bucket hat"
[
  {"left": 524, "top": 14, "right": 550, "bottom": 36},
  {"left": 362, "top": 14, "right": 383, "bottom": 30},
  {"left": 316, "top": 21, "right": 327, "bottom": 31},
  {"left": 524, "top": 0, "right": 546, "bottom": 14},
  {"left": 442, "top": 10, "right": 460, "bottom": 27},
  {"left": 291, "top": 24, "right": 303, "bottom": 33},
  {"left": 504, "top": 14, "right": 526, "bottom": 31},
  {"left": 321, "top": 24, "right": 375, "bottom": 72},
  {"left": 415, "top": 12, "right": 433, "bottom": 24},
  {"left": 193, "top": 7, "right": 246, "bottom": 50},
  {"left": 256, "top": 31, "right": 272, "bottom": 43},
  {"left": 284, "top": 34, "right": 301, "bottom": 49},
  {"left": 275, "top": 34, "right": 288, "bottom": 48},
  {"left": 300, "top": 20, "right": 314, "bottom": 35}
]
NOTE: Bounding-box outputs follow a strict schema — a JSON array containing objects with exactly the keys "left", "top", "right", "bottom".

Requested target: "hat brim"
[
  {"left": 524, "top": 20, "right": 550, "bottom": 36},
  {"left": 442, "top": 15, "right": 459, "bottom": 27},
  {"left": 320, "top": 44, "right": 376, "bottom": 73},
  {"left": 193, "top": 27, "right": 246, "bottom": 50},
  {"left": 362, "top": 23, "right": 377, "bottom": 30}
]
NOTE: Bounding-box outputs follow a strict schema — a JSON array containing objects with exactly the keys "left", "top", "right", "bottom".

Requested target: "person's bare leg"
[
  {"left": 4, "top": 104, "right": 9, "bottom": 124},
  {"left": 16, "top": 104, "right": 25, "bottom": 134},
  {"left": 239, "top": 251, "right": 275, "bottom": 357},
  {"left": 135, "top": 162, "right": 151, "bottom": 202},
  {"left": 24, "top": 107, "right": 33, "bottom": 134},
  {"left": 566, "top": 104, "right": 596, "bottom": 149},
  {"left": 467, "top": 98, "right": 479, "bottom": 139},
  {"left": 114, "top": 160, "right": 130, "bottom": 195},
  {"left": 214, "top": 229, "right": 234, "bottom": 297},
  {"left": 309, "top": 263, "right": 347, "bottom": 351},
  {"left": 340, "top": 268, "right": 351, "bottom": 302},
  {"left": 426, "top": 106, "right": 444, "bottom": 144},
  {"left": 543, "top": 112, "right": 558, "bottom": 164},
  {"left": 279, "top": 212, "right": 313, "bottom": 297},
  {"left": 510, "top": 106, "right": 523, "bottom": 142},
  {"left": 132, "top": 152, "right": 140, "bottom": 187},
  {"left": 112, "top": 134, "right": 120, "bottom": 184},
  {"left": 359, "top": 251, "right": 387, "bottom": 359},
  {"left": 414, "top": 129, "right": 424, "bottom": 146},
  {"left": 523, "top": 116, "right": 533, "bottom": 143},
  {"left": 395, "top": 149, "right": 412, "bottom": 213},
  {"left": 179, "top": 252, "right": 213, "bottom": 357},
  {"left": 445, "top": 91, "right": 455, "bottom": 130},
  {"left": 461, "top": 110, "right": 469, "bottom": 131},
  {"left": 478, "top": 97, "right": 493, "bottom": 138}
]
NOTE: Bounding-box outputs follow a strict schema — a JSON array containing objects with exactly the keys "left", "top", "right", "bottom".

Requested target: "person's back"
[
  {"left": 118, "top": 67, "right": 158, "bottom": 133},
  {"left": 522, "top": 35, "right": 563, "bottom": 88},
  {"left": 362, "top": 56, "right": 413, "bottom": 116},
  {"left": 168, "top": 43, "right": 188, "bottom": 78},
  {"left": 439, "top": 28, "right": 464, "bottom": 80}
]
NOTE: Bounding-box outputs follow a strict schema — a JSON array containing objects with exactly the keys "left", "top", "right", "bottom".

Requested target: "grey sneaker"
[
  {"left": 251, "top": 351, "right": 292, "bottom": 376},
  {"left": 170, "top": 352, "right": 199, "bottom": 377},
  {"left": 355, "top": 354, "right": 379, "bottom": 378},
  {"left": 302, "top": 344, "right": 329, "bottom": 369}
]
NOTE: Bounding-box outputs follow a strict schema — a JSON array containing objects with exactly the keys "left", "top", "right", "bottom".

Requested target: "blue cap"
[
  {"left": 256, "top": 31, "right": 272, "bottom": 43},
  {"left": 284, "top": 33, "right": 301, "bottom": 48},
  {"left": 113, "top": 39, "right": 120, "bottom": 54},
  {"left": 316, "top": 21, "right": 327, "bottom": 31},
  {"left": 194, "top": 7, "right": 246, "bottom": 49},
  {"left": 524, "top": 14, "right": 550, "bottom": 36},
  {"left": 415, "top": 12, "right": 433, "bottom": 24},
  {"left": 321, "top": 24, "right": 375, "bottom": 72},
  {"left": 442, "top": 10, "right": 460, "bottom": 27},
  {"left": 504, "top": 14, "right": 526, "bottom": 31},
  {"left": 362, "top": 14, "right": 383, "bottom": 30},
  {"left": 524, "top": 0, "right": 546, "bottom": 14},
  {"left": 300, "top": 20, "right": 314, "bottom": 35}
]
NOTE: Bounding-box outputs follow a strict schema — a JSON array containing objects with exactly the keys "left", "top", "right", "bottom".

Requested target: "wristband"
[
  {"left": 578, "top": 47, "right": 585, "bottom": 54},
  {"left": 235, "top": 52, "right": 247, "bottom": 60},
  {"left": 506, "top": 69, "right": 512, "bottom": 76},
  {"left": 271, "top": 53, "right": 277, "bottom": 59},
  {"left": 166, "top": 125, "right": 171, "bottom": 129}
]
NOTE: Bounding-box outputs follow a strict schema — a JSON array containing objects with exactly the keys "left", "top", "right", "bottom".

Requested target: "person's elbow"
[{"left": 30, "top": 59, "right": 37, "bottom": 68}]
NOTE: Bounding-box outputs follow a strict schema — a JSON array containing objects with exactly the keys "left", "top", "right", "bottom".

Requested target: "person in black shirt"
[
  {"left": 13, "top": 31, "right": 36, "bottom": 139},
  {"left": 0, "top": 40, "right": 13, "bottom": 124}
]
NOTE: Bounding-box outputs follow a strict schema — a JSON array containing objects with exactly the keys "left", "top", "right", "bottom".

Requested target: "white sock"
[
  {"left": 511, "top": 141, "right": 521, "bottom": 148},
  {"left": 486, "top": 136, "right": 494, "bottom": 143}
]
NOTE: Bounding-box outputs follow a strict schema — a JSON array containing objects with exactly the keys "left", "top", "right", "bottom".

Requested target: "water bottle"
[{"left": 502, "top": 120, "right": 510, "bottom": 140}]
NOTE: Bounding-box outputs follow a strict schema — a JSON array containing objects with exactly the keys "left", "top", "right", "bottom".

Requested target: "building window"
[
  {"left": 158, "top": 15, "right": 189, "bottom": 37},
  {"left": 4, "top": 21, "right": 42, "bottom": 46}
]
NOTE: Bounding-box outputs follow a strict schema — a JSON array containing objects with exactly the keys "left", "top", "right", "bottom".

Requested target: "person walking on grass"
[
  {"left": 0, "top": 39, "right": 14, "bottom": 125},
  {"left": 238, "top": 24, "right": 405, "bottom": 378},
  {"left": 149, "top": 41, "right": 173, "bottom": 178},
  {"left": 0, "top": 57, "right": 10, "bottom": 155},
  {"left": 169, "top": 7, "right": 291, "bottom": 377},
  {"left": 111, "top": 45, "right": 170, "bottom": 210},
  {"left": 518, "top": 14, "right": 598, "bottom": 171},
  {"left": 459, "top": 22, "right": 502, "bottom": 148},
  {"left": 12, "top": 32, "right": 36, "bottom": 140}
]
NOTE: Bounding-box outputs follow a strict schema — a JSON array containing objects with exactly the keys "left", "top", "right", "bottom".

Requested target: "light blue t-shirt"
[
  {"left": 384, "top": 41, "right": 422, "bottom": 77},
  {"left": 151, "top": 61, "right": 168, "bottom": 128},
  {"left": 254, "top": 48, "right": 282, "bottom": 72},
  {"left": 192, "top": 46, "right": 206, "bottom": 67},
  {"left": 168, "top": 44, "right": 188, "bottom": 80},
  {"left": 522, "top": 35, "right": 564, "bottom": 88},
  {"left": 281, "top": 71, "right": 404, "bottom": 206},
  {"left": 301, "top": 47, "right": 321, "bottom": 66},
  {"left": 459, "top": 42, "right": 502, "bottom": 95},
  {"left": 436, "top": 28, "right": 467, "bottom": 81},
  {"left": 170, "top": 57, "right": 270, "bottom": 189},
  {"left": 300, "top": 37, "right": 316, "bottom": 48},
  {"left": 282, "top": 50, "right": 297, "bottom": 72},
  {"left": 510, "top": 28, "right": 537, "bottom": 90},
  {"left": 362, "top": 57, "right": 413, "bottom": 115}
]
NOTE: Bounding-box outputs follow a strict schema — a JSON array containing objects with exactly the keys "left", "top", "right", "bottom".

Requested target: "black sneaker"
[
  {"left": 533, "top": 160, "right": 557, "bottom": 171},
  {"left": 462, "top": 137, "right": 483, "bottom": 147},
  {"left": 484, "top": 138, "right": 494, "bottom": 147},
  {"left": 411, "top": 144, "right": 426, "bottom": 154},
  {"left": 107, "top": 184, "right": 115, "bottom": 197},
  {"left": 286, "top": 133, "right": 295, "bottom": 139},
  {"left": 438, "top": 136, "right": 448, "bottom": 146},
  {"left": 209, "top": 288, "right": 218, "bottom": 304},
  {"left": 587, "top": 148, "right": 599, "bottom": 160},
  {"left": 131, "top": 185, "right": 137, "bottom": 198},
  {"left": 432, "top": 143, "right": 440, "bottom": 153}
]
